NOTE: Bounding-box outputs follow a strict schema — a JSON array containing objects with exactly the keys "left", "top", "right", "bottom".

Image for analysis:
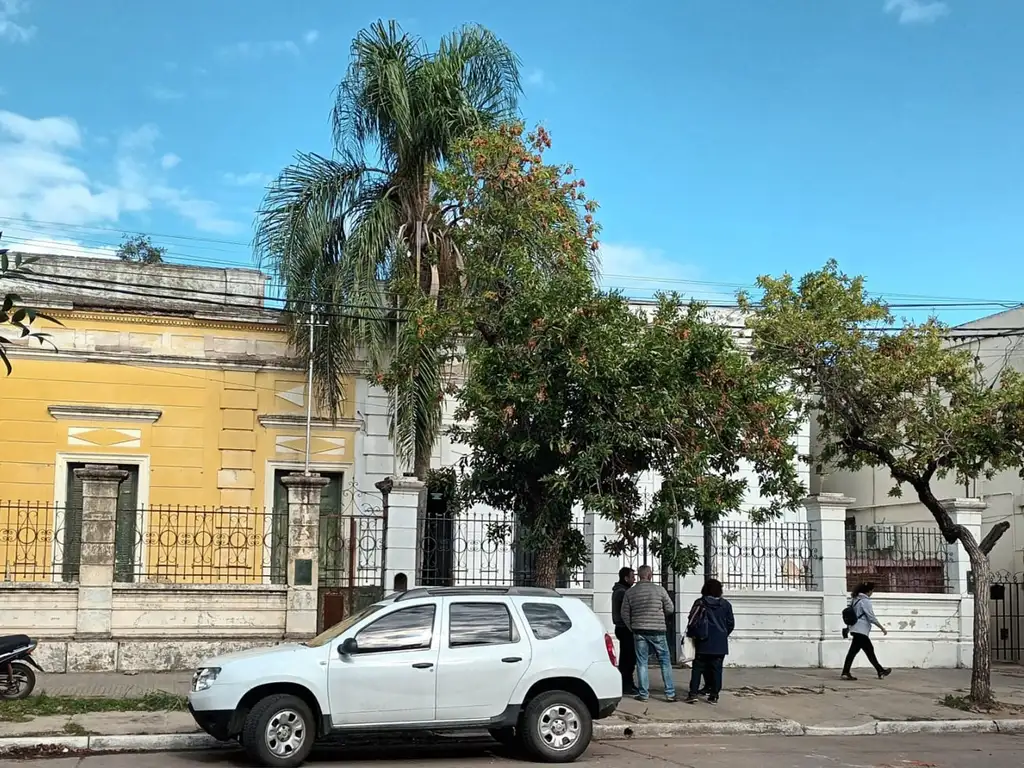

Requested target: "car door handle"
[
  {"left": 501, "top": 657, "right": 522, "bottom": 663},
  {"left": 412, "top": 662, "right": 434, "bottom": 669}
]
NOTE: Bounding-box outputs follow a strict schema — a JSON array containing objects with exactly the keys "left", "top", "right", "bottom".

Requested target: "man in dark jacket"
[
  {"left": 611, "top": 567, "right": 636, "bottom": 694},
  {"left": 685, "top": 578, "right": 735, "bottom": 705}
]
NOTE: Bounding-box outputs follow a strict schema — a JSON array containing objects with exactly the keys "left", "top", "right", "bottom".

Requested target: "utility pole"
[{"left": 302, "top": 307, "right": 329, "bottom": 475}]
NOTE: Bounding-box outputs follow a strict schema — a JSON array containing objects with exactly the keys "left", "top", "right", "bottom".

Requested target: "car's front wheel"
[
  {"left": 520, "top": 690, "right": 592, "bottom": 763},
  {"left": 241, "top": 693, "right": 315, "bottom": 768}
]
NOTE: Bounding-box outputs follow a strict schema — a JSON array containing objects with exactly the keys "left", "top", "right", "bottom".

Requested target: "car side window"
[
  {"left": 449, "top": 602, "right": 520, "bottom": 648},
  {"left": 522, "top": 602, "right": 573, "bottom": 640},
  {"left": 353, "top": 604, "right": 435, "bottom": 653}
]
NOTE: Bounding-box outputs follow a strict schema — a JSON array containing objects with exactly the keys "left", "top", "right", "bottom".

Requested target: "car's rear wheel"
[
  {"left": 241, "top": 693, "right": 315, "bottom": 768},
  {"left": 520, "top": 690, "right": 592, "bottom": 763}
]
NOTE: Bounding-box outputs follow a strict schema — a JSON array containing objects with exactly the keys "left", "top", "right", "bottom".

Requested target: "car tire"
[
  {"left": 241, "top": 693, "right": 315, "bottom": 768},
  {"left": 520, "top": 690, "right": 592, "bottom": 763}
]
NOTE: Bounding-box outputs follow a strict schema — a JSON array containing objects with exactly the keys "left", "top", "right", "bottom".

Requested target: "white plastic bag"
[{"left": 679, "top": 635, "right": 695, "bottom": 665}]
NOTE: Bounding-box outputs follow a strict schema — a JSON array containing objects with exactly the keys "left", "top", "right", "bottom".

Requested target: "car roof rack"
[{"left": 394, "top": 586, "right": 562, "bottom": 602}]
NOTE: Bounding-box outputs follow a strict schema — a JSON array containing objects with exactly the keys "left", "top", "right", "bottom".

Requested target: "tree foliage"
[
  {"left": 0, "top": 232, "right": 59, "bottom": 375},
  {"left": 254, "top": 19, "right": 521, "bottom": 477},
  {"left": 116, "top": 234, "right": 166, "bottom": 265},
  {"left": 439, "top": 128, "right": 805, "bottom": 587},
  {"left": 740, "top": 260, "right": 1024, "bottom": 703}
]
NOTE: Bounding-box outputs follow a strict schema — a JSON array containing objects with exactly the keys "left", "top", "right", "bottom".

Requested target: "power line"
[{"left": 4, "top": 216, "right": 1023, "bottom": 309}]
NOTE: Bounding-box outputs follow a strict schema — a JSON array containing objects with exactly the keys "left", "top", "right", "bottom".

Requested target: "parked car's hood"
[{"left": 197, "top": 642, "right": 306, "bottom": 669}]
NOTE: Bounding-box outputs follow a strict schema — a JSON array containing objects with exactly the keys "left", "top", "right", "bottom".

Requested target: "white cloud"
[
  {"left": 222, "top": 171, "right": 270, "bottom": 187},
  {"left": 303, "top": 30, "right": 319, "bottom": 45},
  {"left": 160, "top": 152, "right": 181, "bottom": 170},
  {"left": 148, "top": 86, "right": 185, "bottom": 101},
  {"left": 0, "top": 0, "right": 34, "bottom": 43},
  {"left": 0, "top": 109, "right": 240, "bottom": 238},
  {"left": 525, "top": 68, "right": 550, "bottom": 89},
  {"left": 597, "top": 243, "right": 719, "bottom": 301},
  {"left": 883, "top": 0, "right": 950, "bottom": 24},
  {"left": 220, "top": 39, "right": 301, "bottom": 59}
]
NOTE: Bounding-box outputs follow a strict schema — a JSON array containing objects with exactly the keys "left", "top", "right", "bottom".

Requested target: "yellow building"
[{"left": 0, "top": 254, "right": 363, "bottom": 587}]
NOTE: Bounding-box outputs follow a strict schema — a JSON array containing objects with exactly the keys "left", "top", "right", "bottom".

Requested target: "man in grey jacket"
[{"left": 621, "top": 564, "right": 676, "bottom": 702}]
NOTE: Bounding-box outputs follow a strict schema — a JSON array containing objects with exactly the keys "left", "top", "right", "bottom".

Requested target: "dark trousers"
[
  {"left": 615, "top": 625, "right": 636, "bottom": 688},
  {"left": 689, "top": 654, "right": 725, "bottom": 696},
  {"left": 843, "top": 632, "right": 883, "bottom": 675}
]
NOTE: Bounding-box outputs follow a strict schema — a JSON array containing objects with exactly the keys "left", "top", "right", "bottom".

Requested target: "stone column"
[
  {"left": 804, "top": 493, "right": 855, "bottom": 668},
  {"left": 281, "top": 472, "right": 329, "bottom": 638},
  {"left": 586, "top": 512, "right": 621, "bottom": 634},
  {"left": 383, "top": 476, "right": 424, "bottom": 591},
  {"left": 941, "top": 497, "right": 986, "bottom": 668},
  {"left": 74, "top": 465, "right": 128, "bottom": 641}
]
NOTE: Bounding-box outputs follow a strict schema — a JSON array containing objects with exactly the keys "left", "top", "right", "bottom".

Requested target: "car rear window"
[{"left": 522, "top": 602, "right": 572, "bottom": 640}]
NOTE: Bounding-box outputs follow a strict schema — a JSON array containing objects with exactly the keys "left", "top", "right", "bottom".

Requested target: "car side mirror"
[{"left": 339, "top": 637, "right": 358, "bottom": 656}]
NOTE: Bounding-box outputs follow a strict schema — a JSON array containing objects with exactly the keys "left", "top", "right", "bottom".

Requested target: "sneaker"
[
  {"left": 665, "top": 695, "right": 677, "bottom": 703},
  {"left": 685, "top": 694, "right": 699, "bottom": 704},
  {"left": 707, "top": 695, "right": 719, "bottom": 705},
  {"left": 633, "top": 694, "right": 649, "bottom": 702},
  {"left": 840, "top": 673, "right": 857, "bottom": 681},
  {"left": 878, "top": 668, "right": 892, "bottom": 679}
]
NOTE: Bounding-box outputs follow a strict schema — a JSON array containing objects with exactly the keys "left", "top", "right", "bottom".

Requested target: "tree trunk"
[
  {"left": 534, "top": 536, "right": 563, "bottom": 590},
  {"left": 963, "top": 537, "right": 993, "bottom": 704},
  {"left": 703, "top": 522, "right": 714, "bottom": 581},
  {"left": 413, "top": 444, "right": 432, "bottom": 481}
]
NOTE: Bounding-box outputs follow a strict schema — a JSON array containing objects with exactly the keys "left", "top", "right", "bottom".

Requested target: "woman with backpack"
[
  {"left": 841, "top": 582, "right": 892, "bottom": 681},
  {"left": 685, "top": 578, "right": 734, "bottom": 704}
]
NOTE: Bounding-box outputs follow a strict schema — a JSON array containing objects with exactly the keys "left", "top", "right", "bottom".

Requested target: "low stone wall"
[{"left": 0, "top": 582, "right": 289, "bottom": 672}]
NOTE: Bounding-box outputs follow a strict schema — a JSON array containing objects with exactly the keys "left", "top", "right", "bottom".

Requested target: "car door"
[
  {"left": 327, "top": 602, "right": 439, "bottom": 726},
  {"left": 434, "top": 598, "right": 533, "bottom": 723}
]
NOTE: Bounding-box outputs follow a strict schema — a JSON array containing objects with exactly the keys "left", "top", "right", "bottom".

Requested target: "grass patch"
[
  {"left": 62, "top": 721, "right": 90, "bottom": 736},
  {"left": 941, "top": 694, "right": 972, "bottom": 711},
  {"left": 0, "top": 691, "right": 187, "bottom": 722}
]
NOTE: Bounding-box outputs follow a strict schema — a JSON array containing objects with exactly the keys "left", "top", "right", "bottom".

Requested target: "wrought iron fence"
[
  {"left": 128, "top": 506, "right": 289, "bottom": 584},
  {"left": 419, "top": 509, "right": 592, "bottom": 589},
  {"left": 990, "top": 571, "right": 1024, "bottom": 663},
  {"left": 318, "top": 485, "right": 385, "bottom": 590},
  {"left": 0, "top": 501, "right": 69, "bottom": 582},
  {"left": 845, "top": 525, "right": 954, "bottom": 594},
  {"left": 709, "top": 521, "right": 819, "bottom": 590}
]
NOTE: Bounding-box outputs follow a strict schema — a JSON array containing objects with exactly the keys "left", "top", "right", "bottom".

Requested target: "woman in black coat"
[{"left": 685, "top": 578, "right": 735, "bottom": 704}]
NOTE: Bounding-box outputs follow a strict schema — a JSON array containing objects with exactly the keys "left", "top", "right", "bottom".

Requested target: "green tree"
[
  {"left": 0, "top": 232, "right": 59, "bottom": 375},
  {"left": 255, "top": 19, "right": 521, "bottom": 478},
  {"left": 116, "top": 234, "right": 166, "bottom": 264},
  {"left": 438, "top": 130, "right": 805, "bottom": 587},
  {"left": 741, "top": 261, "right": 1024, "bottom": 704}
]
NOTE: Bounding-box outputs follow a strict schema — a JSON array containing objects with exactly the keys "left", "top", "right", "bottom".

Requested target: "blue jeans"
[{"left": 633, "top": 632, "right": 675, "bottom": 699}]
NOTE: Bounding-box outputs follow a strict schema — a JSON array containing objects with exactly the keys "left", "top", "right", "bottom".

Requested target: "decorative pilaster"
[
  {"left": 941, "top": 497, "right": 986, "bottom": 668},
  {"left": 74, "top": 464, "right": 128, "bottom": 639},
  {"left": 281, "top": 472, "right": 329, "bottom": 638},
  {"left": 383, "top": 476, "right": 424, "bottom": 591},
  {"left": 804, "top": 493, "right": 855, "bottom": 667}
]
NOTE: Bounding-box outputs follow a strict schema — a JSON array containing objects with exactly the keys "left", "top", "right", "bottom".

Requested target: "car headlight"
[{"left": 192, "top": 667, "right": 221, "bottom": 692}]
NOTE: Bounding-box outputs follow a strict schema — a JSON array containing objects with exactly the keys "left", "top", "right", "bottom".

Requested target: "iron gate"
[{"left": 990, "top": 572, "right": 1024, "bottom": 663}]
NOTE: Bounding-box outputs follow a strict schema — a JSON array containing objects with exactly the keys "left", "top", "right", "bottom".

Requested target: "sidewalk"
[{"left": 2, "top": 666, "right": 1024, "bottom": 747}]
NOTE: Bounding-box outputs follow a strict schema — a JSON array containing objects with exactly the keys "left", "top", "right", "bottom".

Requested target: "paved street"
[{"left": 0, "top": 735, "right": 1021, "bottom": 768}]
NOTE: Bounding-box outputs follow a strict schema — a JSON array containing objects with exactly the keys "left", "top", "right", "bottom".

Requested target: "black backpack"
[
  {"left": 842, "top": 598, "right": 861, "bottom": 627},
  {"left": 686, "top": 599, "right": 710, "bottom": 641}
]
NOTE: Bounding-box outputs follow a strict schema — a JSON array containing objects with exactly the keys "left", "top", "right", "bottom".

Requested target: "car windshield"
[{"left": 304, "top": 603, "right": 385, "bottom": 648}]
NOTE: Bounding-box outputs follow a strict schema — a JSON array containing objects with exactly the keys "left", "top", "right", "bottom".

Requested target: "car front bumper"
[{"left": 189, "top": 703, "right": 238, "bottom": 741}]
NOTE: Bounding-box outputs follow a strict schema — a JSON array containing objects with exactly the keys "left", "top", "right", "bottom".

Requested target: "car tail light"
[{"left": 604, "top": 633, "right": 618, "bottom": 666}]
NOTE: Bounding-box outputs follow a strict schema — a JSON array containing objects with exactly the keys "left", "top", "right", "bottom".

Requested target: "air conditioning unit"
[{"left": 868, "top": 524, "right": 897, "bottom": 551}]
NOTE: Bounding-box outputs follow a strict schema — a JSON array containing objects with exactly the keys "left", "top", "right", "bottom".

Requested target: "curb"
[{"left": 1, "top": 719, "right": 1022, "bottom": 755}]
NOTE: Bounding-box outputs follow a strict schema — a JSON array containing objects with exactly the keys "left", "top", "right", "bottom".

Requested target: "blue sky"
[{"left": 1, "top": 0, "right": 1022, "bottom": 322}]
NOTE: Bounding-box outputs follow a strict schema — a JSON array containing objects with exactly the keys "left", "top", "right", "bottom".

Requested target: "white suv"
[{"left": 188, "top": 586, "right": 622, "bottom": 766}]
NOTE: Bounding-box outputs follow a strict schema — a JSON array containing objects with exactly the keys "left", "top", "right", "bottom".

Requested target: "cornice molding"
[
  {"left": 48, "top": 405, "right": 163, "bottom": 423},
  {"left": 258, "top": 414, "right": 363, "bottom": 431},
  {"left": 45, "top": 308, "right": 287, "bottom": 332}
]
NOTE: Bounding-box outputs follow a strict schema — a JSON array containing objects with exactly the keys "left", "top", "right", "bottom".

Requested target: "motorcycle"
[{"left": 0, "top": 635, "right": 42, "bottom": 699}]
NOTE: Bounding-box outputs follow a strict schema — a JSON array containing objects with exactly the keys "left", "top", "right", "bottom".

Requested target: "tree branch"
[{"left": 980, "top": 521, "right": 1010, "bottom": 556}]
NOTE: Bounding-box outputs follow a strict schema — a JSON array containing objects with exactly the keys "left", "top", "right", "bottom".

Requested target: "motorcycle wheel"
[{"left": 0, "top": 662, "right": 36, "bottom": 700}]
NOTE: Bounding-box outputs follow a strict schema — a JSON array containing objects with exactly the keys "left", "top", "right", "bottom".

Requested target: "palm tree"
[{"left": 255, "top": 20, "right": 521, "bottom": 479}]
